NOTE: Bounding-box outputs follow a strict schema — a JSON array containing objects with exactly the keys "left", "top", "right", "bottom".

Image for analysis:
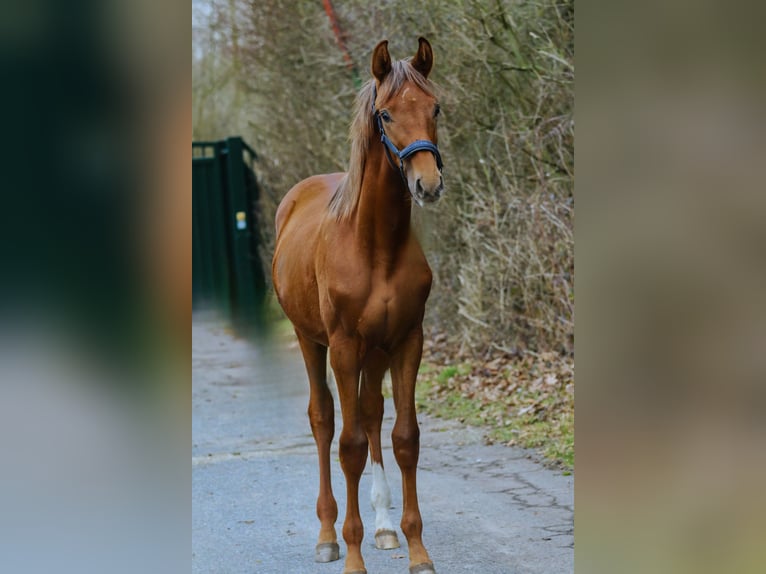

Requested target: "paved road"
[{"left": 192, "top": 315, "right": 573, "bottom": 574}]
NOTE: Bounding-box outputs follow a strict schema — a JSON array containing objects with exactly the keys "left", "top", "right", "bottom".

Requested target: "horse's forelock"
[{"left": 377, "top": 59, "right": 435, "bottom": 104}]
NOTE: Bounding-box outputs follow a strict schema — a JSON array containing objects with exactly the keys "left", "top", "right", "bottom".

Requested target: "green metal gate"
[{"left": 192, "top": 137, "right": 265, "bottom": 326}]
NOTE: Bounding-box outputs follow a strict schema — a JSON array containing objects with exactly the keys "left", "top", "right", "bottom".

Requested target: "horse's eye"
[
  {"left": 434, "top": 104, "right": 441, "bottom": 118},
  {"left": 380, "top": 110, "right": 392, "bottom": 123}
]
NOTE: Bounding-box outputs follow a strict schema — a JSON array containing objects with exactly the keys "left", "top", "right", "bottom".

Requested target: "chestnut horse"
[{"left": 272, "top": 38, "right": 443, "bottom": 574}]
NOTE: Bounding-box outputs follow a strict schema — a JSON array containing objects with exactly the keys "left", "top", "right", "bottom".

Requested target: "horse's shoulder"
[{"left": 275, "top": 173, "right": 347, "bottom": 236}]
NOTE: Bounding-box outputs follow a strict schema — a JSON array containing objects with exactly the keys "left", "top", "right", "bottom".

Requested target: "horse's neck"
[{"left": 354, "top": 149, "right": 412, "bottom": 262}]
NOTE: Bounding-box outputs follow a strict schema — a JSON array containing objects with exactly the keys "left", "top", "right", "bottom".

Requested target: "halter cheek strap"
[{"left": 372, "top": 86, "right": 443, "bottom": 182}]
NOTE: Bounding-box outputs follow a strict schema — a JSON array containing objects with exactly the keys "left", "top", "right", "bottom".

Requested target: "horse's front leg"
[
  {"left": 329, "top": 335, "right": 369, "bottom": 574},
  {"left": 390, "top": 328, "right": 435, "bottom": 574}
]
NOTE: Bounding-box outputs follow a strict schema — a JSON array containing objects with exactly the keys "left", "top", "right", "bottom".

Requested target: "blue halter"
[{"left": 372, "top": 86, "right": 443, "bottom": 182}]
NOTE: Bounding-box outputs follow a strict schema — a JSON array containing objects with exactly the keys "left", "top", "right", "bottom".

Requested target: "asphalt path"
[{"left": 192, "top": 314, "right": 573, "bottom": 573}]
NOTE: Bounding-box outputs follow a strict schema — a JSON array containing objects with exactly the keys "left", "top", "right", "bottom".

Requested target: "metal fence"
[{"left": 192, "top": 137, "right": 266, "bottom": 326}]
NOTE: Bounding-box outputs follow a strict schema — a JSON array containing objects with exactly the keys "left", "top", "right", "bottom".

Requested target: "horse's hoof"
[
  {"left": 374, "top": 529, "right": 400, "bottom": 550},
  {"left": 409, "top": 563, "right": 436, "bottom": 574},
  {"left": 314, "top": 542, "right": 340, "bottom": 563}
]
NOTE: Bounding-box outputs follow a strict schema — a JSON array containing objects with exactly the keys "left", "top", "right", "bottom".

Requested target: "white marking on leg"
[{"left": 370, "top": 461, "right": 395, "bottom": 532}]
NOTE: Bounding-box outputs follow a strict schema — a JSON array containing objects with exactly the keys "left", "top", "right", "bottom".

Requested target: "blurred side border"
[
  {"left": 0, "top": 1, "right": 191, "bottom": 573},
  {"left": 577, "top": 0, "right": 766, "bottom": 572}
]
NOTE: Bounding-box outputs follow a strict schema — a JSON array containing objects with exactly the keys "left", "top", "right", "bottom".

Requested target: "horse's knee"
[
  {"left": 392, "top": 422, "right": 420, "bottom": 469},
  {"left": 340, "top": 427, "right": 368, "bottom": 451},
  {"left": 339, "top": 428, "right": 368, "bottom": 474}
]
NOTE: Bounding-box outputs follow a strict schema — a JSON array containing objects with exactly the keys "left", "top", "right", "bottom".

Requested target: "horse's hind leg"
[
  {"left": 296, "top": 332, "right": 339, "bottom": 563},
  {"left": 390, "top": 329, "right": 435, "bottom": 574},
  {"left": 360, "top": 350, "right": 400, "bottom": 550}
]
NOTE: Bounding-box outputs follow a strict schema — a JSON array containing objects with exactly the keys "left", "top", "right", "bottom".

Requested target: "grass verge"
[{"left": 415, "top": 347, "right": 573, "bottom": 472}]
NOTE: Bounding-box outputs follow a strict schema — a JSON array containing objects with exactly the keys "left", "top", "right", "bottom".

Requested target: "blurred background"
[
  {"left": 0, "top": 1, "right": 189, "bottom": 573},
  {"left": 577, "top": 1, "right": 766, "bottom": 572}
]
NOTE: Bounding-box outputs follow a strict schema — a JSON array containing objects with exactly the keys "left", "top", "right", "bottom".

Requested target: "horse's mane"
[{"left": 328, "top": 59, "right": 436, "bottom": 221}]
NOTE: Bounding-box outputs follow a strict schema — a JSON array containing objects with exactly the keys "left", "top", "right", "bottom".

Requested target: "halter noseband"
[{"left": 372, "top": 85, "right": 443, "bottom": 182}]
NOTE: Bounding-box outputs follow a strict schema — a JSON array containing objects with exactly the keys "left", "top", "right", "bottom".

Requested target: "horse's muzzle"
[{"left": 414, "top": 176, "right": 444, "bottom": 205}]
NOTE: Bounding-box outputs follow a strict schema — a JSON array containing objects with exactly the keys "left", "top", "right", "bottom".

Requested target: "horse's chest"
[{"left": 356, "top": 273, "right": 429, "bottom": 345}]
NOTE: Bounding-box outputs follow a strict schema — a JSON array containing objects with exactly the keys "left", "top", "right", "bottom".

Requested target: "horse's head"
[{"left": 371, "top": 38, "right": 444, "bottom": 206}]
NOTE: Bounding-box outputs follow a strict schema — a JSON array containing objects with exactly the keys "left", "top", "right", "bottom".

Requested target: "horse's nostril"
[{"left": 415, "top": 178, "right": 424, "bottom": 194}]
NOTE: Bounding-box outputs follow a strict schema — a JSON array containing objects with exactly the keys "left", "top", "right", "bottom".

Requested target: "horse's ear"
[
  {"left": 411, "top": 37, "right": 433, "bottom": 79},
  {"left": 371, "top": 40, "right": 392, "bottom": 83}
]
